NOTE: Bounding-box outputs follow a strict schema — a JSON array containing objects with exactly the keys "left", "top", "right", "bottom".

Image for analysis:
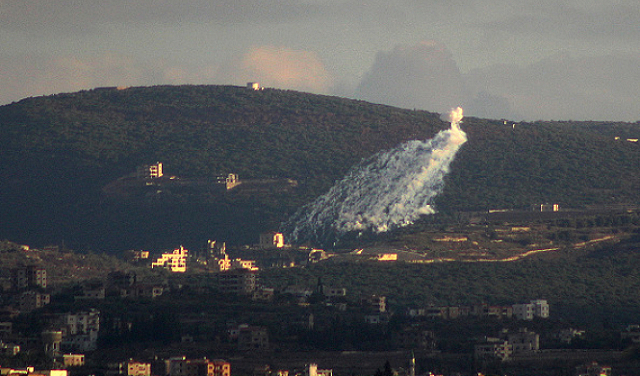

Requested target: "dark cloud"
[
  {"left": 355, "top": 41, "right": 465, "bottom": 114},
  {"left": 354, "top": 41, "right": 640, "bottom": 121}
]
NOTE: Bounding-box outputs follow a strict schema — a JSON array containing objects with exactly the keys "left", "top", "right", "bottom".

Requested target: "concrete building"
[
  {"left": 474, "top": 338, "right": 512, "bottom": 361},
  {"left": 12, "top": 266, "right": 47, "bottom": 290},
  {"left": 62, "top": 354, "right": 85, "bottom": 367},
  {"left": 237, "top": 325, "right": 269, "bottom": 351},
  {"left": 322, "top": 286, "right": 346, "bottom": 298},
  {"left": 60, "top": 309, "right": 100, "bottom": 351},
  {"left": 42, "top": 331, "right": 63, "bottom": 358},
  {"left": 136, "top": 162, "right": 163, "bottom": 179},
  {"left": 152, "top": 246, "right": 188, "bottom": 272},
  {"left": 507, "top": 329, "right": 539, "bottom": 354},
  {"left": 19, "top": 291, "right": 50, "bottom": 312},
  {"left": 166, "top": 357, "right": 230, "bottom": 376},
  {"left": 361, "top": 295, "right": 386, "bottom": 313},
  {"left": 259, "top": 232, "right": 285, "bottom": 249},
  {"left": 513, "top": 300, "right": 549, "bottom": 320},
  {"left": 218, "top": 269, "right": 257, "bottom": 295},
  {"left": 305, "top": 364, "right": 332, "bottom": 376},
  {"left": 107, "top": 361, "right": 151, "bottom": 376},
  {"left": 575, "top": 362, "right": 611, "bottom": 376}
]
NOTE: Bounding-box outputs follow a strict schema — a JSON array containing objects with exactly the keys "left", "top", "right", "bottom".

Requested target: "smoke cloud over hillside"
[{"left": 283, "top": 107, "right": 466, "bottom": 246}]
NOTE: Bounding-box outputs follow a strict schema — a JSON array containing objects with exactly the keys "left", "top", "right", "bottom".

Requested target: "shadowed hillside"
[{"left": 0, "top": 85, "right": 638, "bottom": 250}]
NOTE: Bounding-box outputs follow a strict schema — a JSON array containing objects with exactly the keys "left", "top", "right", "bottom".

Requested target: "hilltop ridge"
[{"left": 0, "top": 85, "right": 639, "bottom": 250}]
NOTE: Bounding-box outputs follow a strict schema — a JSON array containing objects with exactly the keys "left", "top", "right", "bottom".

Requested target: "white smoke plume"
[{"left": 283, "top": 107, "right": 467, "bottom": 246}]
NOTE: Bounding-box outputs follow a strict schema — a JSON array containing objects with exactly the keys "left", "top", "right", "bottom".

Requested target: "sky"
[{"left": 2, "top": 0, "right": 640, "bottom": 121}]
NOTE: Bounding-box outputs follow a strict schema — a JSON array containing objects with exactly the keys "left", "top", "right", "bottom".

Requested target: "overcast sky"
[{"left": 2, "top": 0, "right": 640, "bottom": 121}]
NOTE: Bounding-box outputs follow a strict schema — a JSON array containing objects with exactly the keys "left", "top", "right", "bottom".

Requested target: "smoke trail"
[{"left": 283, "top": 107, "right": 466, "bottom": 246}]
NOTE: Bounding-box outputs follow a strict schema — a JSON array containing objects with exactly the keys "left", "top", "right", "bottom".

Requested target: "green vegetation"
[{"left": 0, "top": 85, "right": 638, "bottom": 250}]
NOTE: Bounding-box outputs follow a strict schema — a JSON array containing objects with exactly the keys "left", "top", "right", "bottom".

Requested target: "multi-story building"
[
  {"left": 19, "top": 291, "right": 50, "bottom": 312},
  {"left": 121, "top": 284, "right": 164, "bottom": 299},
  {"left": 136, "top": 162, "right": 163, "bottom": 179},
  {"left": 42, "top": 330, "right": 63, "bottom": 358},
  {"left": 259, "top": 232, "right": 285, "bottom": 249},
  {"left": 62, "top": 354, "right": 85, "bottom": 367},
  {"left": 474, "top": 338, "right": 513, "bottom": 361},
  {"left": 12, "top": 266, "right": 47, "bottom": 290},
  {"left": 393, "top": 328, "right": 436, "bottom": 350},
  {"left": 107, "top": 360, "right": 152, "bottom": 376},
  {"left": 151, "top": 246, "right": 188, "bottom": 273},
  {"left": 513, "top": 300, "right": 549, "bottom": 320},
  {"left": 237, "top": 325, "right": 269, "bottom": 351},
  {"left": 306, "top": 364, "right": 332, "bottom": 376},
  {"left": 218, "top": 269, "right": 257, "bottom": 295},
  {"left": 507, "top": 329, "right": 540, "bottom": 354},
  {"left": 361, "top": 295, "right": 386, "bottom": 313},
  {"left": 127, "top": 361, "right": 152, "bottom": 376},
  {"left": 166, "top": 357, "right": 230, "bottom": 376},
  {"left": 60, "top": 309, "right": 100, "bottom": 351},
  {"left": 576, "top": 362, "right": 611, "bottom": 376}
]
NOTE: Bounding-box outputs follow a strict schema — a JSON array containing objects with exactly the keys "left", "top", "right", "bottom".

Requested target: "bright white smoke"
[{"left": 284, "top": 107, "right": 466, "bottom": 246}]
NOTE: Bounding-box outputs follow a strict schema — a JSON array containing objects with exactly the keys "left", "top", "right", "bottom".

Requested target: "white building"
[
  {"left": 136, "top": 162, "right": 163, "bottom": 179},
  {"left": 513, "top": 300, "right": 549, "bottom": 320},
  {"left": 152, "top": 246, "right": 188, "bottom": 272}
]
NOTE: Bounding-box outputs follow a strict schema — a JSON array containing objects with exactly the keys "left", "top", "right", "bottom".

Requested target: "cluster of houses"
[
  {"left": 0, "top": 358, "right": 337, "bottom": 376},
  {"left": 407, "top": 299, "right": 550, "bottom": 321}
]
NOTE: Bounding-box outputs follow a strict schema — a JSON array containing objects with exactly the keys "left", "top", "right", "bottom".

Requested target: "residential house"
[
  {"left": 218, "top": 269, "right": 257, "bottom": 295},
  {"left": 151, "top": 246, "right": 188, "bottom": 272},
  {"left": 474, "top": 338, "right": 512, "bottom": 361},
  {"left": 259, "top": 232, "right": 285, "bottom": 249},
  {"left": 12, "top": 266, "right": 47, "bottom": 290},
  {"left": 62, "top": 354, "right": 85, "bottom": 367},
  {"left": 305, "top": 364, "right": 332, "bottom": 376},
  {"left": 19, "top": 291, "right": 50, "bottom": 312},
  {"left": 507, "top": 329, "right": 539, "bottom": 354},
  {"left": 237, "top": 325, "right": 269, "bottom": 351},
  {"left": 166, "top": 357, "right": 230, "bottom": 376}
]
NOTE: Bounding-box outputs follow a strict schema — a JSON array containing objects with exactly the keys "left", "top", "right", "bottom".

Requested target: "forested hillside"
[{"left": 0, "top": 85, "right": 638, "bottom": 250}]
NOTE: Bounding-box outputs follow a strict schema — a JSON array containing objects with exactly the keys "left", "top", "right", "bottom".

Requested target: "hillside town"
[
  {"left": 3, "top": 159, "right": 640, "bottom": 375},
  {"left": 1, "top": 228, "right": 635, "bottom": 376}
]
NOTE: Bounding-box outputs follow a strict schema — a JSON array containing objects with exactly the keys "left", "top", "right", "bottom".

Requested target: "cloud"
[
  {"left": 218, "top": 46, "right": 334, "bottom": 94},
  {"left": 0, "top": 53, "right": 220, "bottom": 104},
  {"left": 478, "top": 1, "right": 640, "bottom": 42},
  {"left": 355, "top": 41, "right": 640, "bottom": 121},
  {"left": 0, "top": 0, "right": 341, "bottom": 35},
  {"left": 464, "top": 53, "right": 640, "bottom": 121},
  {"left": 354, "top": 41, "right": 465, "bottom": 114}
]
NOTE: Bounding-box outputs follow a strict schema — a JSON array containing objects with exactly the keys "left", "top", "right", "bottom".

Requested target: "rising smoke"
[{"left": 282, "top": 107, "right": 466, "bottom": 247}]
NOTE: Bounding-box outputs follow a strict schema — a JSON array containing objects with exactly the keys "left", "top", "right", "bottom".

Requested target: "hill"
[{"left": 0, "top": 85, "right": 639, "bottom": 250}]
